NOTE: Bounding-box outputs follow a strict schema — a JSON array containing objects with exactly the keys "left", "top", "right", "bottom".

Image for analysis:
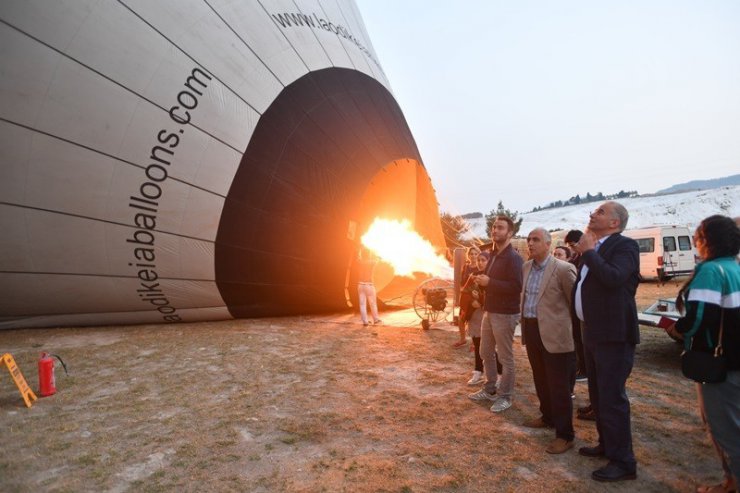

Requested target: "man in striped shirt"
[{"left": 520, "top": 228, "right": 577, "bottom": 454}]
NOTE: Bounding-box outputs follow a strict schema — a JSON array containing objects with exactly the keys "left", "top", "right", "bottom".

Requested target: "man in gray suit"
[{"left": 521, "top": 228, "right": 577, "bottom": 454}]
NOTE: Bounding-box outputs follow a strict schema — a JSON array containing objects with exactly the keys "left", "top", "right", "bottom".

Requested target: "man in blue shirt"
[{"left": 521, "top": 228, "right": 577, "bottom": 454}]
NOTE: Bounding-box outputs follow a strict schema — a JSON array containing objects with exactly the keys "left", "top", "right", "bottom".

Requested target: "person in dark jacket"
[
  {"left": 459, "top": 252, "right": 489, "bottom": 385},
  {"left": 668, "top": 215, "right": 740, "bottom": 493},
  {"left": 566, "top": 229, "right": 596, "bottom": 422},
  {"left": 572, "top": 202, "right": 640, "bottom": 483},
  {"left": 455, "top": 246, "right": 481, "bottom": 348},
  {"left": 468, "top": 216, "right": 523, "bottom": 413},
  {"left": 565, "top": 229, "right": 588, "bottom": 383}
]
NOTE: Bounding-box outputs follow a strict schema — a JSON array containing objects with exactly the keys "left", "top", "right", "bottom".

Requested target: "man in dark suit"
[{"left": 572, "top": 201, "right": 640, "bottom": 482}]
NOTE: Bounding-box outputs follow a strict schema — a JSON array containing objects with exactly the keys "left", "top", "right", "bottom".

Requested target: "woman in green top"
[{"left": 669, "top": 215, "right": 740, "bottom": 493}]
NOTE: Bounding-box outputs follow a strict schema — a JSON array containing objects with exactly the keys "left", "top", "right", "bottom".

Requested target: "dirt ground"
[{"left": 0, "top": 279, "right": 724, "bottom": 492}]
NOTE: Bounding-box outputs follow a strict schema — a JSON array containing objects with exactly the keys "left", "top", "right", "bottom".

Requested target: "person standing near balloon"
[
  {"left": 565, "top": 229, "right": 589, "bottom": 384},
  {"left": 666, "top": 215, "right": 740, "bottom": 493},
  {"left": 520, "top": 228, "right": 577, "bottom": 454},
  {"left": 552, "top": 245, "right": 571, "bottom": 261},
  {"left": 454, "top": 246, "right": 481, "bottom": 348},
  {"left": 468, "top": 215, "right": 523, "bottom": 413},
  {"left": 459, "top": 251, "right": 489, "bottom": 385},
  {"left": 572, "top": 202, "right": 640, "bottom": 482},
  {"left": 357, "top": 247, "right": 382, "bottom": 327}
]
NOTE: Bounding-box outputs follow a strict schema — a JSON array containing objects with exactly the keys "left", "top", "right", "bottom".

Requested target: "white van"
[{"left": 624, "top": 225, "right": 697, "bottom": 280}]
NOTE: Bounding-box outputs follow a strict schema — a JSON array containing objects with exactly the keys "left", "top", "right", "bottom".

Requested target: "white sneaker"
[
  {"left": 490, "top": 397, "right": 512, "bottom": 413},
  {"left": 467, "top": 371, "right": 484, "bottom": 386},
  {"left": 468, "top": 389, "right": 496, "bottom": 401}
]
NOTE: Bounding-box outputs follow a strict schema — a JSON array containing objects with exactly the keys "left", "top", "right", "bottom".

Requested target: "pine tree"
[{"left": 485, "top": 201, "right": 523, "bottom": 236}]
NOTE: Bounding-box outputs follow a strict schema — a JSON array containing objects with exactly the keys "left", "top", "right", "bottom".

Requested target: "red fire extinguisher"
[{"left": 38, "top": 352, "right": 68, "bottom": 397}]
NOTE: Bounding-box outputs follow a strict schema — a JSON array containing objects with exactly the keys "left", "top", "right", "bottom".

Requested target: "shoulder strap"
[{"left": 715, "top": 265, "right": 725, "bottom": 355}]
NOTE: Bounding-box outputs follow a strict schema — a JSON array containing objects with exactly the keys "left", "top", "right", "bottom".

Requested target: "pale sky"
[{"left": 356, "top": 0, "right": 740, "bottom": 215}]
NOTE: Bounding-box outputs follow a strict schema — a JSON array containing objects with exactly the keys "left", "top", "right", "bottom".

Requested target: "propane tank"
[{"left": 38, "top": 352, "right": 56, "bottom": 397}]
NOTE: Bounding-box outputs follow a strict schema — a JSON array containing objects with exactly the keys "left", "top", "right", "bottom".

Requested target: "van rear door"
[
  {"left": 676, "top": 234, "right": 695, "bottom": 273},
  {"left": 661, "top": 230, "right": 696, "bottom": 277},
  {"left": 662, "top": 236, "right": 680, "bottom": 277}
]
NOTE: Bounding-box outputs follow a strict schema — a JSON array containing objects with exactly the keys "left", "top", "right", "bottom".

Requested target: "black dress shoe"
[
  {"left": 591, "top": 461, "right": 637, "bottom": 482},
  {"left": 577, "top": 408, "right": 596, "bottom": 421},
  {"left": 578, "top": 444, "right": 605, "bottom": 457}
]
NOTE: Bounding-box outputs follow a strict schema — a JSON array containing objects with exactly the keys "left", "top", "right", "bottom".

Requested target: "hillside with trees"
[{"left": 530, "top": 190, "right": 638, "bottom": 212}]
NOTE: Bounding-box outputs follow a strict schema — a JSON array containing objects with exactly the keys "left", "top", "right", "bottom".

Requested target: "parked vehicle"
[
  {"left": 624, "top": 225, "right": 697, "bottom": 280},
  {"left": 639, "top": 298, "right": 682, "bottom": 341}
]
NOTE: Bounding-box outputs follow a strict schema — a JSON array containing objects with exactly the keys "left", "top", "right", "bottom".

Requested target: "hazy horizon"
[{"left": 357, "top": 1, "right": 740, "bottom": 215}]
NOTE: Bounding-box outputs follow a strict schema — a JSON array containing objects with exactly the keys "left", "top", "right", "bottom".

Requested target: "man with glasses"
[
  {"left": 520, "top": 228, "right": 577, "bottom": 454},
  {"left": 571, "top": 202, "right": 640, "bottom": 482}
]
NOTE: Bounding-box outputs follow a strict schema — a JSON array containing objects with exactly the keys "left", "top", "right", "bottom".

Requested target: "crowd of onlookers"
[
  {"left": 353, "top": 203, "right": 739, "bottom": 488},
  {"left": 449, "top": 204, "right": 739, "bottom": 489}
]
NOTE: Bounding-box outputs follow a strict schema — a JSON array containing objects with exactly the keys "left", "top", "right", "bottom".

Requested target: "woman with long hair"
[
  {"left": 459, "top": 251, "right": 489, "bottom": 384},
  {"left": 668, "top": 215, "right": 740, "bottom": 493},
  {"left": 454, "top": 246, "right": 481, "bottom": 347}
]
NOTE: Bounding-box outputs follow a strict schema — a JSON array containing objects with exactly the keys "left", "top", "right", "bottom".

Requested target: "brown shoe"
[
  {"left": 546, "top": 438, "right": 574, "bottom": 454},
  {"left": 523, "top": 417, "right": 551, "bottom": 428}
]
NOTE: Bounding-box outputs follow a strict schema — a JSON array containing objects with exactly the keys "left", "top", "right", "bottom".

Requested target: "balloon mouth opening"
[
  {"left": 213, "top": 68, "right": 445, "bottom": 319},
  {"left": 352, "top": 159, "right": 448, "bottom": 307}
]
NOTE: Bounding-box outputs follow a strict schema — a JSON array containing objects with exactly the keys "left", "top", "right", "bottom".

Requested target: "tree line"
[
  {"left": 530, "top": 190, "right": 637, "bottom": 212},
  {"left": 440, "top": 190, "right": 638, "bottom": 249}
]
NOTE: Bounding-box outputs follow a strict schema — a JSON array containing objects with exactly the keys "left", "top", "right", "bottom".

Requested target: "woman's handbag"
[{"left": 681, "top": 306, "right": 727, "bottom": 384}]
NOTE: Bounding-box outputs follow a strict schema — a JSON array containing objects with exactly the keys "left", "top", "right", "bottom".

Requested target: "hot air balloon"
[{"left": 0, "top": 0, "right": 445, "bottom": 329}]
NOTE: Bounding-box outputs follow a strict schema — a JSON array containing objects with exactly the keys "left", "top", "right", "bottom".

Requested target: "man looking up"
[
  {"left": 572, "top": 201, "right": 640, "bottom": 482},
  {"left": 521, "top": 228, "right": 577, "bottom": 454},
  {"left": 468, "top": 216, "right": 523, "bottom": 413}
]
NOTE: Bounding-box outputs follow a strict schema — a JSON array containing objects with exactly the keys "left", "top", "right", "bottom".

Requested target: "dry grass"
[{"left": 0, "top": 279, "right": 721, "bottom": 492}]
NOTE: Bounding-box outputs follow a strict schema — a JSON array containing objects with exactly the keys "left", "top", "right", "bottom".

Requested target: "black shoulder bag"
[{"left": 681, "top": 310, "right": 727, "bottom": 383}]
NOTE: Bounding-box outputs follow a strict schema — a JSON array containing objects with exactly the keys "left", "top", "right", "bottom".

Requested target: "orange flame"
[{"left": 361, "top": 218, "right": 452, "bottom": 279}]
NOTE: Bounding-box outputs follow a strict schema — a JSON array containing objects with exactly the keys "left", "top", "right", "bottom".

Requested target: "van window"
[
  {"left": 678, "top": 236, "right": 692, "bottom": 251},
  {"left": 636, "top": 238, "right": 654, "bottom": 253},
  {"left": 664, "top": 236, "right": 677, "bottom": 252}
]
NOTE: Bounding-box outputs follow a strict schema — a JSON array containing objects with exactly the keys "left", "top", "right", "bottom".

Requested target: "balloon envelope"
[{"left": 0, "top": 0, "right": 444, "bottom": 329}]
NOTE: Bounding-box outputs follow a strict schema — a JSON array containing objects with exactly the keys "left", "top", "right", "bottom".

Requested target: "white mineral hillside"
[{"left": 463, "top": 185, "right": 740, "bottom": 239}]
